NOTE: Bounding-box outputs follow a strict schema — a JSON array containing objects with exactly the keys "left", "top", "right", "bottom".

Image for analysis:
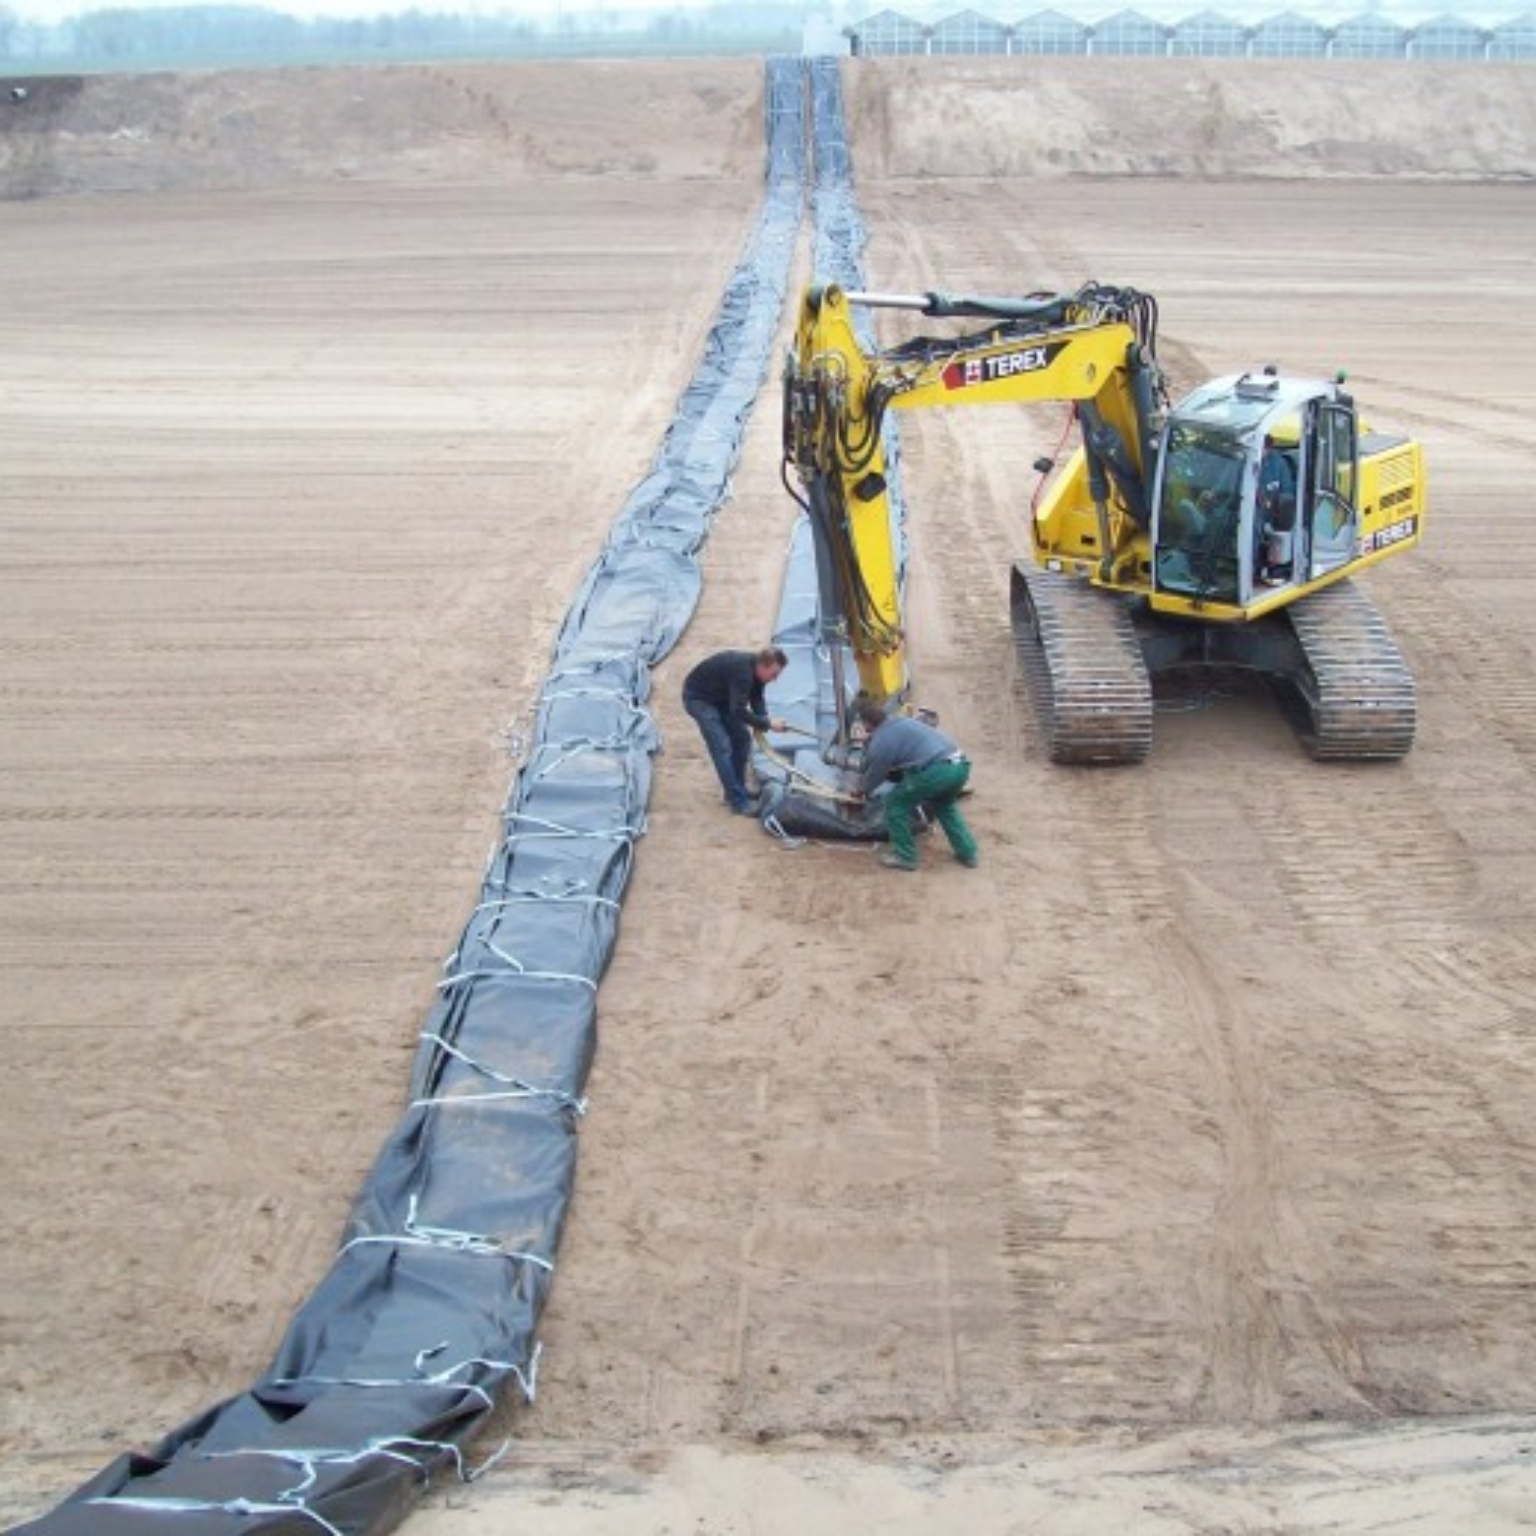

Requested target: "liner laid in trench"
[
  {"left": 12, "top": 58, "right": 807, "bottom": 1536},
  {"left": 757, "top": 56, "right": 907, "bottom": 845}
]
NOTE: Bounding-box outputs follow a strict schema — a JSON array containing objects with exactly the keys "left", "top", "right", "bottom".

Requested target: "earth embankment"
[{"left": 5, "top": 57, "right": 1535, "bottom": 202}]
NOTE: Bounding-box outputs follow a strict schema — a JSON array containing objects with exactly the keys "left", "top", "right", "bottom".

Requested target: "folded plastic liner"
[
  {"left": 14, "top": 57, "right": 820, "bottom": 1536},
  {"left": 757, "top": 58, "right": 908, "bottom": 846}
]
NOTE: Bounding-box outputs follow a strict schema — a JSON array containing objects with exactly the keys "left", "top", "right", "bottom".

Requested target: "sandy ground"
[{"left": 3, "top": 57, "right": 1536, "bottom": 1532}]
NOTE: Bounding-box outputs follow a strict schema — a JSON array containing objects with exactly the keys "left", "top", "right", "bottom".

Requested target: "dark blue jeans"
[{"left": 684, "top": 695, "right": 753, "bottom": 811}]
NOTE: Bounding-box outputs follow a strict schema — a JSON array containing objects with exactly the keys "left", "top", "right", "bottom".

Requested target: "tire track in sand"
[{"left": 1159, "top": 919, "right": 1377, "bottom": 1421}]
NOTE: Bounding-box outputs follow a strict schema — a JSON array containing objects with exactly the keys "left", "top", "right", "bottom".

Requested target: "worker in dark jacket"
[
  {"left": 682, "top": 646, "right": 788, "bottom": 814},
  {"left": 853, "top": 698, "right": 978, "bottom": 871}
]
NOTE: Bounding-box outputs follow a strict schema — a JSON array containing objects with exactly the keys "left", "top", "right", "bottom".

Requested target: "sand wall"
[{"left": 5, "top": 57, "right": 1536, "bottom": 202}]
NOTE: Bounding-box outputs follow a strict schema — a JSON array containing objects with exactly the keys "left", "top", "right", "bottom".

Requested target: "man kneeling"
[{"left": 852, "top": 699, "right": 978, "bottom": 872}]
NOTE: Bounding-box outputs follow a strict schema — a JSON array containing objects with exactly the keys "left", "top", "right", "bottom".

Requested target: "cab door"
[{"left": 1307, "top": 402, "right": 1360, "bottom": 577}]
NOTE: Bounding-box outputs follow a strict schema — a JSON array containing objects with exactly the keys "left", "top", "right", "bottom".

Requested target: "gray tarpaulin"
[
  {"left": 757, "top": 57, "right": 906, "bottom": 844},
  {"left": 11, "top": 56, "right": 811, "bottom": 1536}
]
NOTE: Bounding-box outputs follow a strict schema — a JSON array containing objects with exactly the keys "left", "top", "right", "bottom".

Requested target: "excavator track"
[
  {"left": 1284, "top": 579, "right": 1416, "bottom": 760},
  {"left": 1010, "top": 564, "right": 1153, "bottom": 765}
]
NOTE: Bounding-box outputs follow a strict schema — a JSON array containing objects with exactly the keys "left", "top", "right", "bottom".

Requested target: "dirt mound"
[
  {"left": 0, "top": 58, "right": 763, "bottom": 198},
  {"left": 847, "top": 57, "right": 1536, "bottom": 181},
  {"left": 7, "top": 56, "right": 1536, "bottom": 202}
]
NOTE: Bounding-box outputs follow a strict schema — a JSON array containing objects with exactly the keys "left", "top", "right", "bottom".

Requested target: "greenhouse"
[{"left": 846, "top": 8, "right": 1536, "bottom": 60}]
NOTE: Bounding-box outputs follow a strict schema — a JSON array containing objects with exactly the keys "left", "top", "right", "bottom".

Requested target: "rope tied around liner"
[
  {"left": 471, "top": 890, "right": 620, "bottom": 913},
  {"left": 503, "top": 653, "right": 645, "bottom": 758},
  {"left": 414, "top": 1030, "right": 588, "bottom": 1116},
  {"left": 269, "top": 1340, "right": 542, "bottom": 1415},
  {"left": 436, "top": 964, "right": 598, "bottom": 994},
  {"left": 339, "top": 1194, "right": 554, "bottom": 1272},
  {"left": 84, "top": 1495, "right": 348, "bottom": 1535},
  {"left": 534, "top": 683, "right": 650, "bottom": 717},
  {"left": 91, "top": 1419, "right": 532, "bottom": 1533},
  {"left": 525, "top": 736, "right": 644, "bottom": 778},
  {"left": 437, "top": 935, "right": 600, "bottom": 994},
  {"left": 479, "top": 866, "right": 623, "bottom": 903},
  {"left": 501, "top": 810, "right": 645, "bottom": 840}
]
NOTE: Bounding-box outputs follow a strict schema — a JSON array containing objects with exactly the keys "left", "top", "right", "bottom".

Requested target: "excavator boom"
[{"left": 783, "top": 281, "right": 1164, "bottom": 703}]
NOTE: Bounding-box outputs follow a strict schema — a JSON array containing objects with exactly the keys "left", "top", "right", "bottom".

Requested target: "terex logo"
[
  {"left": 942, "top": 341, "right": 1063, "bottom": 390},
  {"left": 1359, "top": 514, "right": 1418, "bottom": 557}
]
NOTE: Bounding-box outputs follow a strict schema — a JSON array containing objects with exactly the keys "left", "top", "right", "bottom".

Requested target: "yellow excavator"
[{"left": 782, "top": 281, "right": 1425, "bottom": 764}]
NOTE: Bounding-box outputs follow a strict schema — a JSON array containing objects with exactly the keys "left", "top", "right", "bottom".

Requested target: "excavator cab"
[{"left": 1149, "top": 370, "right": 1357, "bottom": 613}]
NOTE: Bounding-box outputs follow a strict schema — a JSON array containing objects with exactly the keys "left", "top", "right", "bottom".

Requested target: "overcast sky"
[
  {"left": 5, "top": 0, "right": 1511, "bottom": 26},
  {"left": 6, "top": 0, "right": 731, "bottom": 22}
]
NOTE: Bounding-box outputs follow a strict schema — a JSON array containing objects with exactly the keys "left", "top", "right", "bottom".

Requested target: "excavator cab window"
[
  {"left": 1255, "top": 433, "right": 1300, "bottom": 587},
  {"left": 1307, "top": 402, "right": 1360, "bottom": 578},
  {"left": 1154, "top": 422, "right": 1246, "bottom": 603}
]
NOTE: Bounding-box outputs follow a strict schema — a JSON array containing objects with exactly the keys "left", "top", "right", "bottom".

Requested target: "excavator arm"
[{"left": 782, "top": 281, "right": 1167, "bottom": 707}]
